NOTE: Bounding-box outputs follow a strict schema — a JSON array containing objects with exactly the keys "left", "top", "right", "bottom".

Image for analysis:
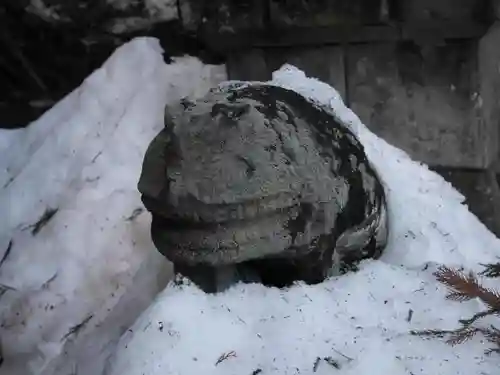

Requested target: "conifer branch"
[{"left": 413, "top": 262, "right": 500, "bottom": 354}]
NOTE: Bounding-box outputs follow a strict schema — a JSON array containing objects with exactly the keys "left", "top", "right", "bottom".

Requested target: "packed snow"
[
  {"left": 0, "top": 38, "right": 226, "bottom": 375},
  {"left": 1, "top": 37, "right": 499, "bottom": 375}
]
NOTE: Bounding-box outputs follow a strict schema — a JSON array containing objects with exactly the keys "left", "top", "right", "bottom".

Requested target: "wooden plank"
[
  {"left": 265, "top": 46, "right": 346, "bottom": 99},
  {"left": 347, "top": 41, "right": 490, "bottom": 168}
]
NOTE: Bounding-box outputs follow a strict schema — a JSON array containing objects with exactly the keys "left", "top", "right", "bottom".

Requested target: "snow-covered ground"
[
  {"left": 0, "top": 38, "right": 226, "bottom": 375},
  {"left": 1, "top": 37, "right": 499, "bottom": 375}
]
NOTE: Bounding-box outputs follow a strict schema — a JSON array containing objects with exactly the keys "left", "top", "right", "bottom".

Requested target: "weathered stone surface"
[
  {"left": 494, "top": 0, "right": 500, "bottom": 19},
  {"left": 268, "top": 0, "right": 384, "bottom": 28},
  {"left": 432, "top": 167, "right": 500, "bottom": 238},
  {"left": 396, "top": 0, "right": 491, "bottom": 23},
  {"left": 138, "top": 83, "right": 388, "bottom": 292},
  {"left": 396, "top": 0, "right": 492, "bottom": 45},
  {"left": 180, "top": 0, "right": 265, "bottom": 34},
  {"left": 478, "top": 21, "right": 500, "bottom": 169},
  {"left": 347, "top": 41, "right": 491, "bottom": 168},
  {"left": 178, "top": 0, "right": 490, "bottom": 52}
]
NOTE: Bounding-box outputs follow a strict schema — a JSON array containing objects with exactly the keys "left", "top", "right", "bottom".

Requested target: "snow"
[
  {"left": 1, "top": 36, "right": 499, "bottom": 375},
  {"left": 0, "top": 37, "right": 226, "bottom": 375}
]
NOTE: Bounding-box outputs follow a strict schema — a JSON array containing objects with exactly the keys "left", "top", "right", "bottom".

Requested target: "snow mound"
[
  {"left": 106, "top": 265, "right": 495, "bottom": 375},
  {"left": 0, "top": 37, "right": 226, "bottom": 375},
  {"left": 105, "top": 65, "right": 500, "bottom": 375}
]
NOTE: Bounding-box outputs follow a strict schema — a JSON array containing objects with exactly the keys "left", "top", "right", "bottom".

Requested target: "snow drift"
[{"left": 0, "top": 37, "right": 226, "bottom": 375}]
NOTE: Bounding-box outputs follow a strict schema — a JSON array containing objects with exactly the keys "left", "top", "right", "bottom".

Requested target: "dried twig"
[
  {"left": 0, "top": 283, "right": 16, "bottom": 298},
  {"left": 215, "top": 351, "right": 236, "bottom": 366},
  {"left": 410, "top": 328, "right": 453, "bottom": 338},
  {"left": 125, "top": 208, "right": 144, "bottom": 222},
  {"left": 406, "top": 308, "right": 414, "bottom": 322},
  {"left": 323, "top": 356, "right": 341, "bottom": 369},
  {"left": 41, "top": 272, "right": 58, "bottom": 290},
  {"left": 61, "top": 315, "right": 93, "bottom": 341},
  {"left": 313, "top": 357, "right": 321, "bottom": 372},
  {"left": 459, "top": 309, "right": 498, "bottom": 326},
  {"left": 23, "top": 207, "right": 59, "bottom": 235},
  {"left": 2, "top": 176, "right": 14, "bottom": 189},
  {"left": 331, "top": 347, "right": 353, "bottom": 362},
  {"left": 313, "top": 356, "right": 344, "bottom": 372},
  {"left": 0, "top": 240, "right": 13, "bottom": 269}
]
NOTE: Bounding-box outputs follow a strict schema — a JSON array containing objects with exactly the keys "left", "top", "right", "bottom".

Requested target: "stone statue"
[{"left": 138, "top": 82, "right": 388, "bottom": 292}]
